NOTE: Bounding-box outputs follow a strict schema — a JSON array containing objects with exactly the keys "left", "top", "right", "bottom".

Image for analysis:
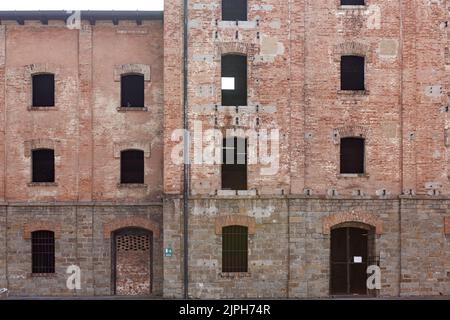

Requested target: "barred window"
[
  {"left": 32, "top": 231, "right": 55, "bottom": 274},
  {"left": 222, "top": 225, "right": 248, "bottom": 273},
  {"left": 340, "top": 137, "right": 365, "bottom": 174},
  {"left": 341, "top": 56, "right": 365, "bottom": 91},
  {"left": 120, "top": 150, "right": 145, "bottom": 184},
  {"left": 121, "top": 74, "right": 145, "bottom": 108},
  {"left": 32, "top": 149, "right": 55, "bottom": 183},
  {"left": 32, "top": 74, "right": 55, "bottom": 107},
  {"left": 222, "top": 0, "right": 247, "bottom": 21}
]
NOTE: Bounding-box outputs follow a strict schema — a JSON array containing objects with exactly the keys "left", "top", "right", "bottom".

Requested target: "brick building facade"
[{"left": 0, "top": 0, "right": 450, "bottom": 298}]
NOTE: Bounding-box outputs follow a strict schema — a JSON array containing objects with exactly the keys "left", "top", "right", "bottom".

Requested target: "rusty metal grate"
[{"left": 116, "top": 234, "right": 150, "bottom": 252}]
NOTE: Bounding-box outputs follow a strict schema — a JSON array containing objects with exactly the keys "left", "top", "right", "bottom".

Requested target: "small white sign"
[
  {"left": 354, "top": 256, "right": 363, "bottom": 263},
  {"left": 222, "top": 77, "right": 235, "bottom": 90}
]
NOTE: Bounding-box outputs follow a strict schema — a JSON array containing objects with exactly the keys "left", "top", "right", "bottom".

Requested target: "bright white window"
[{"left": 221, "top": 77, "right": 235, "bottom": 90}]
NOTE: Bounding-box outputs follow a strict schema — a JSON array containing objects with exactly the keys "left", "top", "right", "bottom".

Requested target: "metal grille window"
[
  {"left": 222, "top": 0, "right": 247, "bottom": 21},
  {"left": 120, "top": 150, "right": 145, "bottom": 184},
  {"left": 31, "top": 231, "right": 55, "bottom": 274},
  {"left": 340, "top": 137, "right": 365, "bottom": 174},
  {"left": 341, "top": 56, "right": 365, "bottom": 91},
  {"left": 32, "top": 149, "right": 55, "bottom": 183},
  {"left": 341, "top": 0, "right": 365, "bottom": 5},
  {"left": 32, "top": 74, "right": 55, "bottom": 107},
  {"left": 222, "top": 226, "right": 248, "bottom": 273},
  {"left": 121, "top": 74, "right": 145, "bottom": 108},
  {"left": 221, "top": 55, "right": 247, "bottom": 106},
  {"left": 222, "top": 137, "right": 247, "bottom": 190}
]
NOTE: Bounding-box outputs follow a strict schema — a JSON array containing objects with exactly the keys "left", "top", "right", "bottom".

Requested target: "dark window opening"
[
  {"left": 340, "top": 138, "right": 365, "bottom": 174},
  {"left": 32, "top": 74, "right": 55, "bottom": 107},
  {"left": 121, "top": 74, "right": 145, "bottom": 108},
  {"left": 222, "top": 0, "right": 247, "bottom": 21},
  {"left": 222, "top": 225, "right": 248, "bottom": 273},
  {"left": 32, "top": 230, "right": 55, "bottom": 274},
  {"left": 341, "top": 0, "right": 365, "bottom": 5},
  {"left": 32, "top": 149, "right": 55, "bottom": 183},
  {"left": 341, "top": 56, "right": 365, "bottom": 91},
  {"left": 121, "top": 150, "right": 145, "bottom": 184},
  {"left": 222, "top": 137, "right": 247, "bottom": 190},
  {"left": 221, "top": 55, "right": 247, "bottom": 106}
]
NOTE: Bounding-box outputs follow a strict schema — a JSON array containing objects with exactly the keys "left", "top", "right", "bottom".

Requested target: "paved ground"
[{"left": 1, "top": 295, "right": 450, "bottom": 300}]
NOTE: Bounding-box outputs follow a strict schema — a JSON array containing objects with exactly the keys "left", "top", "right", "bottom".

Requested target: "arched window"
[
  {"left": 222, "top": 225, "right": 248, "bottom": 273},
  {"left": 31, "top": 230, "right": 55, "bottom": 274},
  {"left": 221, "top": 54, "right": 247, "bottom": 106},
  {"left": 222, "top": 0, "right": 247, "bottom": 21},
  {"left": 32, "top": 149, "right": 55, "bottom": 183},
  {"left": 121, "top": 74, "right": 145, "bottom": 108},
  {"left": 341, "top": 56, "right": 365, "bottom": 91},
  {"left": 340, "top": 137, "right": 365, "bottom": 174},
  {"left": 120, "top": 150, "right": 145, "bottom": 184},
  {"left": 32, "top": 73, "right": 55, "bottom": 107},
  {"left": 222, "top": 137, "right": 247, "bottom": 190}
]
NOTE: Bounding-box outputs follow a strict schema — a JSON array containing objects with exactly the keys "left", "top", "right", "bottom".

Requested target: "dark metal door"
[
  {"left": 113, "top": 228, "right": 152, "bottom": 296},
  {"left": 330, "top": 227, "right": 368, "bottom": 295}
]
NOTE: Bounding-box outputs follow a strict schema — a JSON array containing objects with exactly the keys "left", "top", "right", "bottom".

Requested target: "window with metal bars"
[
  {"left": 341, "top": 56, "right": 365, "bottom": 91},
  {"left": 31, "top": 231, "right": 55, "bottom": 274},
  {"left": 340, "top": 137, "right": 365, "bottom": 174},
  {"left": 222, "top": 137, "right": 247, "bottom": 190},
  {"left": 121, "top": 74, "right": 145, "bottom": 108},
  {"left": 32, "top": 74, "right": 55, "bottom": 107},
  {"left": 221, "top": 55, "right": 247, "bottom": 106},
  {"left": 341, "top": 0, "right": 365, "bottom": 5},
  {"left": 32, "top": 149, "right": 55, "bottom": 183},
  {"left": 120, "top": 150, "right": 145, "bottom": 184},
  {"left": 222, "top": 225, "right": 248, "bottom": 273},
  {"left": 222, "top": 0, "right": 247, "bottom": 21}
]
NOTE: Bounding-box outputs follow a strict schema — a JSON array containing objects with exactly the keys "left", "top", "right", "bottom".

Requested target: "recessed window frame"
[
  {"left": 340, "top": 137, "right": 366, "bottom": 175},
  {"left": 222, "top": 0, "right": 248, "bottom": 22},
  {"left": 120, "top": 73, "right": 146, "bottom": 109},
  {"left": 340, "top": 0, "right": 365, "bottom": 6},
  {"left": 31, "top": 148, "right": 55, "bottom": 184},
  {"left": 221, "top": 137, "right": 248, "bottom": 191},
  {"left": 120, "top": 149, "right": 145, "bottom": 185},
  {"left": 340, "top": 55, "right": 366, "bottom": 92},
  {"left": 222, "top": 225, "right": 249, "bottom": 273},
  {"left": 221, "top": 54, "right": 248, "bottom": 107},
  {"left": 31, "top": 230, "right": 56, "bottom": 274},
  {"left": 31, "top": 73, "right": 56, "bottom": 108}
]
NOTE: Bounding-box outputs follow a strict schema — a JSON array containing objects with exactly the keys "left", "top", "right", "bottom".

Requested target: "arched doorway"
[
  {"left": 330, "top": 223, "right": 375, "bottom": 296},
  {"left": 112, "top": 228, "right": 152, "bottom": 296}
]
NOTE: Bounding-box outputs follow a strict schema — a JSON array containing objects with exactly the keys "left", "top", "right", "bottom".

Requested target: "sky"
[{"left": 0, "top": 0, "right": 164, "bottom": 11}]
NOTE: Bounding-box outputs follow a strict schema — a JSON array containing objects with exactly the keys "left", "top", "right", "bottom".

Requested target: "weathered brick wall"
[
  {"left": 1, "top": 204, "right": 162, "bottom": 297},
  {"left": 162, "top": 0, "right": 450, "bottom": 298},
  {"left": 400, "top": 199, "right": 450, "bottom": 296},
  {"left": 0, "top": 18, "right": 164, "bottom": 296},
  {"left": 0, "top": 20, "right": 163, "bottom": 203}
]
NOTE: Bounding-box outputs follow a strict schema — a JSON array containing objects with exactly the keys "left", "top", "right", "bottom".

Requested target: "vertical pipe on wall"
[{"left": 182, "top": 0, "right": 190, "bottom": 299}]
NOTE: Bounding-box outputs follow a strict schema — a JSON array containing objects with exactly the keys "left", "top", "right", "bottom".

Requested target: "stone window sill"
[
  {"left": 337, "top": 90, "right": 369, "bottom": 96},
  {"left": 117, "top": 183, "right": 148, "bottom": 189},
  {"left": 338, "top": 173, "right": 369, "bottom": 179},
  {"left": 30, "top": 273, "right": 57, "bottom": 278},
  {"left": 28, "top": 182, "right": 58, "bottom": 187},
  {"left": 219, "top": 272, "right": 251, "bottom": 279},
  {"left": 117, "top": 106, "right": 148, "bottom": 112},
  {"left": 28, "top": 106, "right": 57, "bottom": 111}
]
